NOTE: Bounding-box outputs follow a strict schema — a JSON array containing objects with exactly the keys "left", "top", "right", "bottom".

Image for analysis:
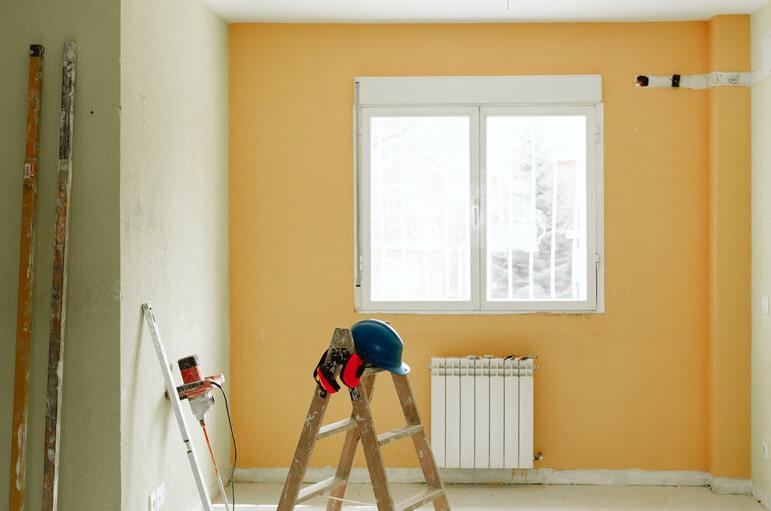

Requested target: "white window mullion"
[
  {"left": 470, "top": 108, "right": 482, "bottom": 311},
  {"left": 479, "top": 108, "right": 490, "bottom": 311}
]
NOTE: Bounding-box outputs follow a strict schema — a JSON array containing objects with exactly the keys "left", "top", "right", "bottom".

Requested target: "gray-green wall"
[{"left": 0, "top": 0, "right": 122, "bottom": 509}]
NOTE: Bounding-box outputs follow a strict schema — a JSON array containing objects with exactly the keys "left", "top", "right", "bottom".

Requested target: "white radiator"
[{"left": 430, "top": 356, "right": 535, "bottom": 469}]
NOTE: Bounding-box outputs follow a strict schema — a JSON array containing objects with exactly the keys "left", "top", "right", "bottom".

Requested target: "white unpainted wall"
[
  {"left": 753, "top": 1, "right": 771, "bottom": 508},
  {"left": 119, "top": 0, "right": 230, "bottom": 509}
]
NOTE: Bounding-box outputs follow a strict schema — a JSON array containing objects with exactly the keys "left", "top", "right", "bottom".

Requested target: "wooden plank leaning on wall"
[
  {"left": 8, "top": 43, "right": 44, "bottom": 511},
  {"left": 41, "top": 41, "right": 76, "bottom": 511}
]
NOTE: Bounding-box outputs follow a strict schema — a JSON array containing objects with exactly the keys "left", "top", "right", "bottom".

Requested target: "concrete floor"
[{"left": 217, "top": 482, "right": 766, "bottom": 510}]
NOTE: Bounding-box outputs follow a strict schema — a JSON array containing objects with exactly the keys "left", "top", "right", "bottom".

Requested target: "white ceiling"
[{"left": 203, "top": 0, "right": 768, "bottom": 23}]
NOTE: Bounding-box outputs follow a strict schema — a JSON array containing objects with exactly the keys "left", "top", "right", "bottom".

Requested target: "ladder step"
[
  {"left": 396, "top": 488, "right": 444, "bottom": 511},
  {"left": 377, "top": 424, "right": 423, "bottom": 446},
  {"left": 317, "top": 418, "right": 357, "bottom": 440},
  {"left": 296, "top": 476, "right": 347, "bottom": 504}
]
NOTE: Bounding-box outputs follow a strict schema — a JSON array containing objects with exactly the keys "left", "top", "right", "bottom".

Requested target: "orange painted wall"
[{"left": 228, "top": 21, "right": 747, "bottom": 473}]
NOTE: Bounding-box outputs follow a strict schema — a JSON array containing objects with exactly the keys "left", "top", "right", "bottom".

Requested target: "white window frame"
[{"left": 353, "top": 76, "right": 605, "bottom": 314}]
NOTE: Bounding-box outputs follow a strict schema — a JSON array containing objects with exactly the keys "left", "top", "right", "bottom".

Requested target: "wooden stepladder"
[{"left": 278, "top": 328, "right": 450, "bottom": 511}]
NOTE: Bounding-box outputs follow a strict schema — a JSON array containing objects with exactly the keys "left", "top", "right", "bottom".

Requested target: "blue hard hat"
[{"left": 351, "top": 319, "right": 410, "bottom": 375}]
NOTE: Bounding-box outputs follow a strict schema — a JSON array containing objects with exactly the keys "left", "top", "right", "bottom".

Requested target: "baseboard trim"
[
  {"left": 709, "top": 475, "right": 753, "bottom": 495},
  {"left": 234, "top": 467, "right": 752, "bottom": 495}
]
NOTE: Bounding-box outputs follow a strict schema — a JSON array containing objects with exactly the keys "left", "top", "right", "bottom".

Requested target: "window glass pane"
[
  {"left": 370, "top": 116, "right": 471, "bottom": 302},
  {"left": 485, "top": 116, "right": 587, "bottom": 302}
]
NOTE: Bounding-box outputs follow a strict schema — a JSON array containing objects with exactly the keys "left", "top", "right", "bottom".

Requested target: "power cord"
[{"left": 211, "top": 381, "right": 237, "bottom": 508}]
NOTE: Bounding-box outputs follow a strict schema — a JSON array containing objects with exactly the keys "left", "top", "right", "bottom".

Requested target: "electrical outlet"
[
  {"left": 762, "top": 441, "right": 769, "bottom": 460},
  {"left": 148, "top": 482, "right": 166, "bottom": 511}
]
